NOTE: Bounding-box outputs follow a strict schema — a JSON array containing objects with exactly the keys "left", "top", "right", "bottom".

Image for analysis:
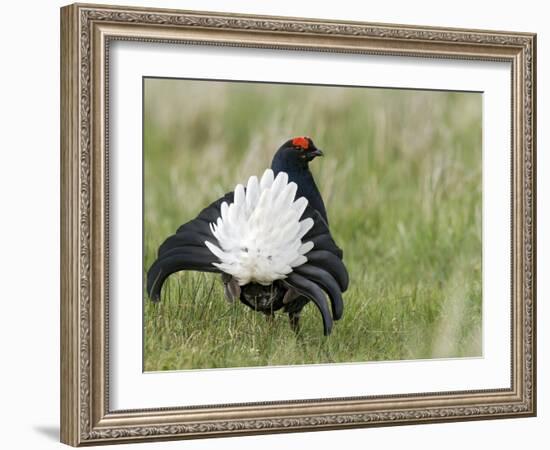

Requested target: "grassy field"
[{"left": 143, "top": 79, "right": 482, "bottom": 371}]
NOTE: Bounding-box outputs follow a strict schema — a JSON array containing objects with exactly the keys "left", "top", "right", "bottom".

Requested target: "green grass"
[{"left": 143, "top": 79, "right": 482, "bottom": 371}]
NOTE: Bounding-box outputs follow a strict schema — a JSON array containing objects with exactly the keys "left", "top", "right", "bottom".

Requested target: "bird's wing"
[
  {"left": 301, "top": 206, "right": 344, "bottom": 260},
  {"left": 146, "top": 192, "right": 234, "bottom": 302}
]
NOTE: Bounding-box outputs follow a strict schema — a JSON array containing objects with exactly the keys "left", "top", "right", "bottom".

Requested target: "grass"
[{"left": 143, "top": 79, "right": 482, "bottom": 371}]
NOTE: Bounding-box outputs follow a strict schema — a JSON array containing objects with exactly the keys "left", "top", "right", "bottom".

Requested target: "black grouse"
[{"left": 147, "top": 137, "right": 348, "bottom": 335}]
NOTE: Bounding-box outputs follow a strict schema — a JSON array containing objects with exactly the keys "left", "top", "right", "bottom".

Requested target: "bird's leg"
[
  {"left": 288, "top": 311, "right": 301, "bottom": 333},
  {"left": 221, "top": 274, "right": 240, "bottom": 303},
  {"left": 284, "top": 293, "right": 310, "bottom": 335},
  {"left": 282, "top": 287, "right": 299, "bottom": 305}
]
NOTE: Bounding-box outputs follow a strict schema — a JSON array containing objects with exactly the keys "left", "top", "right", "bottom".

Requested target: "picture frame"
[{"left": 60, "top": 2, "right": 536, "bottom": 446}]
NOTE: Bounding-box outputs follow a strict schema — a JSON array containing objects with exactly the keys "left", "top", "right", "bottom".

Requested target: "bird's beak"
[{"left": 311, "top": 148, "right": 324, "bottom": 157}]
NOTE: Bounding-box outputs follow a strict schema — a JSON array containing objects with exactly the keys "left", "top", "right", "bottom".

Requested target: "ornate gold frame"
[{"left": 60, "top": 3, "right": 536, "bottom": 446}]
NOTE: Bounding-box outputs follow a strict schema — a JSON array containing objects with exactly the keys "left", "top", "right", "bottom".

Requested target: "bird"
[{"left": 146, "top": 137, "right": 348, "bottom": 335}]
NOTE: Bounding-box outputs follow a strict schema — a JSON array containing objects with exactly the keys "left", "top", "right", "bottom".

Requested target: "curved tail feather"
[
  {"left": 304, "top": 249, "right": 349, "bottom": 292},
  {"left": 147, "top": 248, "right": 221, "bottom": 302},
  {"left": 293, "top": 264, "right": 344, "bottom": 320},
  {"left": 146, "top": 194, "right": 230, "bottom": 301},
  {"left": 284, "top": 273, "right": 333, "bottom": 336}
]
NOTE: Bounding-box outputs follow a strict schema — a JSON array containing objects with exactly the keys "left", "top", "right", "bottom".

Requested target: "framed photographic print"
[{"left": 60, "top": 3, "right": 537, "bottom": 446}]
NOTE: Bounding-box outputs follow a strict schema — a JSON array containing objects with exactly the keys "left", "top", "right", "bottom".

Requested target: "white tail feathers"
[{"left": 205, "top": 169, "right": 314, "bottom": 286}]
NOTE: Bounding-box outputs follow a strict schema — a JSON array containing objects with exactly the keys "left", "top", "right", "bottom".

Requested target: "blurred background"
[{"left": 143, "top": 78, "right": 482, "bottom": 371}]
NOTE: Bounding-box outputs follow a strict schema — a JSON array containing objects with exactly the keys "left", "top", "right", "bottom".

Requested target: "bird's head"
[{"left": 272, "top": 136, "right": 323, "bottom": 170}]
